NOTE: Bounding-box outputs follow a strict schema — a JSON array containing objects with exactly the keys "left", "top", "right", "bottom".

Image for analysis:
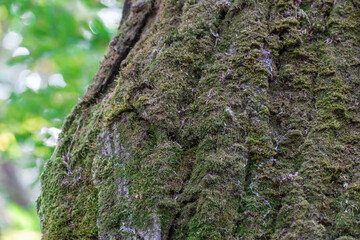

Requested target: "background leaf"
[{"left": 0, "top": 0, "right": 124, "bottom": 238}]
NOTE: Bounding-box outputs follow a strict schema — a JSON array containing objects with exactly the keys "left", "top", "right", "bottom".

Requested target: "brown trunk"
[{"left": 37, "top": 0, "right": 360, "bottom": 239}]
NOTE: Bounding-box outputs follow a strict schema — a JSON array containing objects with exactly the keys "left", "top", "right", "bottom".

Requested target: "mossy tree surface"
[{"left": 37, "top": 0, "right": 360, "bottom": 239}]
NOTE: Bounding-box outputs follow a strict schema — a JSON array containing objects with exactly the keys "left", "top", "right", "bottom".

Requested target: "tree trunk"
[{"left": 37, "top": 0, "right": 360, "bottom": 239}]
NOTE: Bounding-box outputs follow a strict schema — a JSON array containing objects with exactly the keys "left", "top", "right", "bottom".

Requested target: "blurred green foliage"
[
  {"left": 0, "top": 0, "right": 123, "bottom": 238},
  {"left": 5, "top": 202, "right": 40, "bottom": 231}
]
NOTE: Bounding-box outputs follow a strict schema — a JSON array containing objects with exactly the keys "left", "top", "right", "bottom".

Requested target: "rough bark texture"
[{"left": 37, "top": 0, "right": 360, "bottom": 239}]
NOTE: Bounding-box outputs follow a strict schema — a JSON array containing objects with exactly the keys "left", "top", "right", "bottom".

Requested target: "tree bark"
[{"left": 37, "top": 0, "right": 360, "bottom": 239}]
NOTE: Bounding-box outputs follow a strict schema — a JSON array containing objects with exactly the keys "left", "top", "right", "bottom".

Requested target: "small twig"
[
  {"left": 69, "top": 119, "right": 81, "bottom": 152},
  {"left": 62, "top": 142, "right": 73, "bottom": 176},
  {"left": 210, "top": 27, "right": 220, "bottom": 47},
  {"left": 62, "top": 119, "right": 81, "bottom": 176},
  {"left": 90, "top": 94, "right": 111, "bottom": 132}
]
